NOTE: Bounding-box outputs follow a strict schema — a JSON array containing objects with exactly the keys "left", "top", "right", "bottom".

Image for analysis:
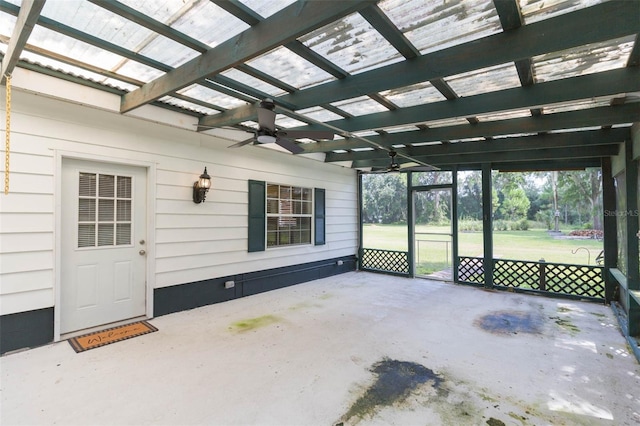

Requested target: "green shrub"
[{"left": 459, "top": 218, "right": 483, "bottom": 232}]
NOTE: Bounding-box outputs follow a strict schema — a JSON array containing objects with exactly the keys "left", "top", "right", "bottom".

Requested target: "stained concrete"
[{"left": 1, "top": 271, "right": 639, "bottom": 425}]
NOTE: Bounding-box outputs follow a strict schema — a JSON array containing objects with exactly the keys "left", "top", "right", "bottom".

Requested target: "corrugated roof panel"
[
  {"left": 423, "top": 117, "right": 470, "bottom": 128},
  {"left": 331, "top": 96, "right": 389, "bottom": 116},
  {"left": 533, "top": 36, "right": 635, "bottom": 83},
  {"left": 19, "top": 50, "right": 135, "bottom": 91},
  {"left": 111, "top": 59, "right": 165, "bottom": 83},
  {"left": 136, "top": 37, "right": 199, "bottom": 69},
  {"left": 26, "top": 25, "right": 126, "bottom": 72},
  {"left": 519, "top": 0, "right": 607, "bottom": 24},
  {"left": 245, "top": 47, "right": 335, "bottom": 90},
  {"left": 385, "top": 125, "right": 424, "bottom": 133},
  {"left": 295, "top": 106, "right": 345, "bottom": 122},
  {"left": 237, "top": 0, "right": 296, "bottom": 18},
  {"left": 119, "top": 0, "right": 249, "bottom": 49},
  {"left": 39, "top": 1, "right": 157, "bottom": 54},
  {"left": 177, "top": 85, "right": 247, "bottom": 110},
  {"left": 380, "top": 82, "right": 445, "bottom": 107},
  {"left": 445, "top": 63, "right": 521, "bottom": 97},
  {"left": 299, "top": 12, "right": 403, "bottom": 75},
  {"left": 275, "top": 115, "right": 308, "bottom": 128},
  {"left": 476, "top": 109, "right": 533, "bottom": 122},
  {"left": 159, "top": 95, "right": 219, "bottom": 115},
  {"left": 0, "top": 10, "right": 16, "bottom": 39},
  {"left": 380, "top": 0, "right": 502, "bottom": 55},
  {"left": 220, "top": 68, "right": 288, "bottom": 97},
  {"left": 543, "top": 97, "right": 615, "bottom": 114}
]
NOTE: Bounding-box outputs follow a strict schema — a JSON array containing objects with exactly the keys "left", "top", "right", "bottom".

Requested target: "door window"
[{"left": 78, "top": 172, "right": 132, "bottom": 248}]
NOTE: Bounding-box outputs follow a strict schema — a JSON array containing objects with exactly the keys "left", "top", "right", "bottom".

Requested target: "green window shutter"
[
  {"left": 314, "top": 188, "right": 325, "bottom": 246},
  {"left": 248, "top": 180, "right": 266, "bottom": 252}
]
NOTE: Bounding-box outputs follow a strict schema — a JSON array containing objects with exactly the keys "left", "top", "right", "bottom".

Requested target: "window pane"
[
  {"left": 302, "top": 201, "right": 311, "bottom": 214},
  {"left": 98, "top": 199, "right": 115, "bottom": 222},
  {"left": 280, "top": 186, "right": 291, "bottom": 199},
  {"left": 78, "top": 224, "right": 95, "bottom": 247},
  {"left": 99, "top": 174, "right": 115, "bottom": 197},
  {"left": 301, "top": 230, "right": 311, "bottom": 244},
  {"left": 98, "top": 223, "right": 114, "bottom": 246},
  {"left": 117, "top": 176, "right": 132, "bottom": 198},
  {"left": 292, "top": 186, "right": 303, "bottom": 200},
  {"left": 117, "top": 199, "right": 131, "bottom": 221},
  {"left": 267, "top": 199, "right": 279, "bottom": 214},
  {"left": 267, "top": 217, "right": 278, "bottom": 231},
  {"left": 79, "top": 173, "right": 96, "bottom": 197},
  {"left": 79, "top": 198, "right": 96, "bottom": 221},
  {"left": 267, "top": 231, "right": 277, "bottom": 247},
  {"left": 302, "top": 188, "right": 312, "bottom": 201},
  {"left": 267, "top": 184, "right": 279, "bottom": 198},
  {"left": 116, "top": 223, "right": 131, "bottom": 245}
]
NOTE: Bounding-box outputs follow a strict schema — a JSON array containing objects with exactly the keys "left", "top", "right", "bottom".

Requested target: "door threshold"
[{"left": 61, "top": 316, "right": 148, "bottom": 340}]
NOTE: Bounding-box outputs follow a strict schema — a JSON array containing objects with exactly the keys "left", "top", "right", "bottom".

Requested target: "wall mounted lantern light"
[{"left": 193, "top": 167, "right": 211, "bottom": 204}]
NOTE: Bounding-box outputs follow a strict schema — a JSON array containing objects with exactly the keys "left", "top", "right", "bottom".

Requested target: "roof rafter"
[
  {"left": 199, "top": 1, "right": 638, "bottom": 129},
  {"left": 331, "top": 128, "right": 629, "bottom": 164},
  {"left": 121, "top": 0, "right": 376, "bottom": 113},
  {"left": 0, "top": 0, "right": 45, "bottom": 85},
  {"left": 298, "top": 68, "right": 639, "bottom": 137},
  {"left": 311, "top": 103, "right": 639, "bottom": 154},
  {"left": 355, "top": 144, "right": 619, "bottom": 168}
]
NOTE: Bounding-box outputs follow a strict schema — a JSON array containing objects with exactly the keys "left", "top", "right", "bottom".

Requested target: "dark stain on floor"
[
  {"left": 341, "top": 358, "right": 442, "bottom": 422},
  {"left": 475, "top": 311, "right": 544, "bottom": 335}
]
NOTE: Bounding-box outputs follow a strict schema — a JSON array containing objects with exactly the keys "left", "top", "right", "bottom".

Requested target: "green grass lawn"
[{"left": 363, "top": 223, "right": 603, "bottom": 266}]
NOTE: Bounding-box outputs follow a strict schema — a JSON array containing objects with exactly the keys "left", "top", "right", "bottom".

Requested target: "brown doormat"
[{"left": 68, "top": 320, "right": 158, "bottom": 353}]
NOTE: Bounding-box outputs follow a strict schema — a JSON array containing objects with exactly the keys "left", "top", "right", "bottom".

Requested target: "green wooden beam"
[
  {"left": 359, "top": 4, "right": 419, "bottom": 59},
  {"left": 210, "top": 0, "right": 262, "bottom": 25},
  {"left": 326, "top": 128, "right": 629, "bottom": 163},
  {"left": 493, "top": 158, "right": 601, "bottom": 171},
  {"left": 121, "top": 0, "right": 375, "bottom": 112},
  {"left": 601, "top": 156, "right": 618, "bottom": 303},
  {"left": 0, "top": 0, "right": 45, "bottom": 85},
  {"left": 482, "top": 163, "right": 493, "bottom": 288},
  {"left": 353, "top": 144, "right": 619, "bottom": 168},
  {"left": 89, "top": 0, "right": 209, "bottom": 53},
  {"left": 298, "top": 68, "right": 640, "bottom": 134},
  {"left": 306, "top": 103, "right": 640, "bottom": 153},
  {"left": 624, "top": 139, "right": 640, "bottom": 335},
  {"left": 423, "top": 145, "right": 620, "bottom": 166},
  {"left": 200, "top": 1, "right": 639, "bottom": 128}
]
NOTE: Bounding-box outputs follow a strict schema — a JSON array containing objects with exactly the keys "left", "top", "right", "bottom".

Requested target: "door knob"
[{"left": 139, "top": 250, "right": 146, "bottom": 255}]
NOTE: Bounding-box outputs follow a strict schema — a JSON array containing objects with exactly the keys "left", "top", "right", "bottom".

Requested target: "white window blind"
[{"left": 77, "top": 172, "right": 133, "bottom": 248}]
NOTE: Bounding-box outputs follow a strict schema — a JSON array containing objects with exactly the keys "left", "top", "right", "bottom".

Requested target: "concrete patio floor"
[{"left": 1, "top": 271, "right": 639, "bottom": 426}]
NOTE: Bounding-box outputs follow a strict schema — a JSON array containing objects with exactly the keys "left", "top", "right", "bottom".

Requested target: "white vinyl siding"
[{"left": 0, "top": 72, "right": 358, "bottom": 315}]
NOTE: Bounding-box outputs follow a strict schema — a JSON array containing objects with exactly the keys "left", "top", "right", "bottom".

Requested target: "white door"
[{"left": 61, "top": 158, "right": 147, "bottom": 334}]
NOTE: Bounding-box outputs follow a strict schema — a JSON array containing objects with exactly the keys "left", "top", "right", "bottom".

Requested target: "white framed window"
[
  {"left": 266, "top": 183, "right": 313, "bottom": 247},
  {"left": 77, "top": 172, "right": 133, "bottom": 248}
]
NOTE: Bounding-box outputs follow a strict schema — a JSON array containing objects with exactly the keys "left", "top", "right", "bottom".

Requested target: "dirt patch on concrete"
[
  {"left": 340, "top": 358, "right": 442, "bottom": 423},
  {"left": 475, "top": 311, "right": 544, "bottom": 335}
]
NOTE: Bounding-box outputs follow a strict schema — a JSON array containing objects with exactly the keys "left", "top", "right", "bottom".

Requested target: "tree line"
[{"left": 361, "top": 169, "right": 603, "bottom": 230}]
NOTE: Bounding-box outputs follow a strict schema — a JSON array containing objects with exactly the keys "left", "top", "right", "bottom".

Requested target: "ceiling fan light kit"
[{"left": 226, "top": 98, "right": 335, "bottom": 154}]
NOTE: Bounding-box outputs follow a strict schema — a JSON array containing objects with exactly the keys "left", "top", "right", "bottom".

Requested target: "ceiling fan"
[
  {"left": 227, "top": 98, "right": 335, "bottom": 154},
  {"left": 368, "top": 150, "right": 435, "bottom": 173}
]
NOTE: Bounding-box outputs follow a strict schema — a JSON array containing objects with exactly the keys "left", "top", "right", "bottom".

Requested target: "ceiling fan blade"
[
  {"left": 274, "top": 137, "right": 304, "bottom": 154},
  {"left": 257, "top": 105, "right": 276, "bottom": 132},
  {"left": 227, "top": 137, "right": 255, "bottom": 148},
  {"left": 277, "top": 130, "right": 334, "bottom": 140}
]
